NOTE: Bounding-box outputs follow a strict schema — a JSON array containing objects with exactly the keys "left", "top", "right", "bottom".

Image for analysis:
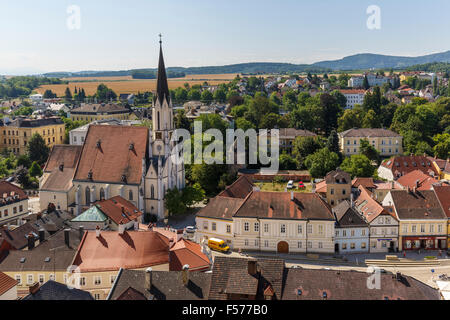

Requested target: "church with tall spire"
[{"left": 145, "top": 36, "right": 185, "bottom": 220}]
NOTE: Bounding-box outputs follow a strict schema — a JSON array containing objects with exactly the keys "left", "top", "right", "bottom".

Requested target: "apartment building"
[
  {"left": 339, "top": 89, "right": 366, "bottom": 109},
  {"left": 0, "top": 117, "right": 65, "bottom": 155},
  {"left": 339, "top": 128, "right": 403, "bottom": 157},
  {"left": 69, "top": 103, "right": 131, "bottom": 122}
]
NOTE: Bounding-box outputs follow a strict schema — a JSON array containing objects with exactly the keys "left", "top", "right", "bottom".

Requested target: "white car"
[
  {"left": 286, "top": 180, "right": 294, "bottom": 189},
  {"left": 185, "top": 226, "right": 196, "bottom": 233}
]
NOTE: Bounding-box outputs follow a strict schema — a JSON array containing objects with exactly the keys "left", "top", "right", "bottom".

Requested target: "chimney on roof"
[
  {"left": 27, "top": 233, "right": 35, "bottom": 250},
  {"left": 96, "top": 225, "right": 101, "bottom": 238},
  {"left": 29, "top": 282, "right": 40, "bottom": 295},
  {"left": 391, "top": 181, "right": 395, "bottom": 189},
  {"left": 176, "top": 229, "right": 183, "bottom": 242},
  {"left": 59, "top": 164, "right": 64, "bottom": 172},
  {"left": 38, "top": 229, "right": 45, "bottom": 243},
  {"left": 134, "top": 219, "right": 139, "bottom": 230},
  {"left": 64, "top": 228, "right": 70, "bottom": 247},
  {"left": 415, "top": 179, "right": 420, "bottom": 189},
  {"left": 248, "top": 259, "right": 258, "bottom": 276},
  {"left": 118, "top": 223, "right": 125, "bottom": 235},
  {"left": 79, "top": 226, "right": 84, "bottom": 240},
  {"left": 145, "top": 267, "right": 153, "bottom": 291},
  {"left": 182, "top": 264, "right": 190, "bottom": 286}
]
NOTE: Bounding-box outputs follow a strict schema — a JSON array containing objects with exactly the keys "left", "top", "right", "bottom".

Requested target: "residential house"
[
  {"left": 0, "top": 181, "right": 29, "bottom": 227},
  {"left": 339, "top": 128, "right": 403, "bottom": 157},
  {"left": 23, "top": 280, "right": 94, "bottom": 300},
  {"left": 0, "top": 117, "right": 65, "bottom": 155},
  {"left": 354, "top": 186, "right": 399, "bottom": 252},
  {"left": 69, "top": 103, "right": 132, "bottom": 122},
  {"left": 270, "top": 128, "right": 317, "bottom": 155},
  {"left": 107, "top": 267, "right": 211, "bottom": 300},
  {"left": 382, "top": 189, "right": 447, "bottom": 250},
  {"left": 431, "top": 158, "right": 450, "bottom": 181},
  {"left": 0, "top": 271, "right": 18, "bottom": 300},
  {"left": 338, "top": 89, "right": 366, "bottom": 109},
  {"left": 333, "top": 200, "right": 369, "bottom": 253},
  {"left": 378, "top": 155, "right": 439, "bottom": 181},
  {"left": 315, "top": 169, "right": 351, "bottom": 207},
  {"left": 396, "top": 170, "right": 441, "bottom": 191},
  {"left": 432, "top": 185, "right": 450, "bottom": 249}
]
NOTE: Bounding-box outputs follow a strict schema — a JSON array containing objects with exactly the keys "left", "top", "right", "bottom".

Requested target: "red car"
[{"left": 298, "top": 181, "right": 305, "bottom": 189}]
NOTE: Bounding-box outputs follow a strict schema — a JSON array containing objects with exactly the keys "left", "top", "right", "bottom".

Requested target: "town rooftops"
[
  {"left": 93, "top": 196, "right": 143, "bottom": 225},
  {"left": 70, "top": 103, "right": 130, "bottom": 114},
  {"left": 325, "top": 169, "right": 351, "bottom": 184},
  {"left": 233, "top": 191, "right": 334, "bottom": 221},
  {"left": 169, "top": 238, "right": 211, "bottom": 272},
  {"left": 73, "top": 125, "right": 148, "bottom": 185},
  {"left": 281, "top": 267, "right": 440, "bottom": 300},
  {"left": 333, "top": 200, "right": 368, "bottom": 228},
  {"left": 381, "top": 155, "right": 439, "bottom": 178},
  {"left": 108, "top": 268, "right": 212, "bottom": 300},
  {"left": 0, "top": 271, "right": 17, "bottom": 296},
  {"left": 0, "top": 228, "right": 81, "bottom": 272},
  {"left": 389, "top": 189, "right": 447, "bottom": 221},
  {"left": 72, "top": 230, "right": 169, "bottom": 272},
  {"left": 352, "top": 177, "right": 376, "bottom": 189},
  {"left": 5, "top": 116, "right": 64, "bottom": 128},
  {"left": 209, "top": 256, "right": 285, "bottom": 300},
  {"left": 218, "top": 175, "right": 254, "bottom": 199},
  {"left": 396, "top": 170, "right": 440, "bottom": 191},
  {"left": 71, "top": 205, "right": 108, "bottom": 223},
  {"left": 0, "top": 181, "right": 28, "bottom": 202},
  {"left": 338, "top": 89, "right": 367, "bottom": 95},
  {"left": 355, "top": 186, "right": 397, "bottom": 223},
  {"left": 433, "top": 185, "right": 450, "bottom": 218},
  {"left": 339, "top": 128, "right": 402, "bottom": 138},
  {"left": 196, "top": 196, "right": 245, "bottom": 220},
  {"left": 23, "top": 280, "right": 94, "bottom": 300}
]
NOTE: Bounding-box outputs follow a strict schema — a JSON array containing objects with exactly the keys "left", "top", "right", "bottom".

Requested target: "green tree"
[
  {"left": 432, "top": 133, "right": 450, "bottom": 159},
  {"left": 29, "top": 161, "right": 43, "bottom": 177},
  {"left": 340, "top": 154, "right": 375, "bottom": 178},
  {"left": 304, "top": 148, "right": 340, "bottom": 178},
  {"left": 326, "top": 130, "right": 340, "bottom": 154},
  {"left": 96, "top": 84, "right": 117, "bottom": 101},
  {"left": 200, "top": 90, "right": 213, "bottom": 103},
  {"left": 359, "top": 139, "right": 381, "bottom": 165},
  {"left": 27, "top": 133, "right": 50, "bottom": 165},
  {"left": 16, "top": 154, "right": 32, "bottom": 168},
  {"left": 164, "top": 187, "right": 186, "bottom": 215},
  {"left": 279, "top": 153, "right": 299, "bottom": 170},
  {"left": 187, "top": 89, "right": 201, "bottom": 101},
  {"left": 235, "top": 117, "right": 255, "bottom": 131},
  {"left": 260, "top": 113, "right": 282, "bottom": 129},
  {"left": 174, "top": 110, "right": 190, "bottom": 130},
  {"left": 362, "top": 109, "right": 381, "bottom": 128},
  {"left": 174, "top": 87, "right": 188, "bottom": 102},
  {"left": 16, "top": 167, "right": 31, "bottom": 189},
  {"left": 292, "top": 136, "right": 323, "bottom": 169},
  {"left": 213, "top": 89, "right": 227, "bottom": 102},
  {"left": 64, "top": 87, "right": 72, "bottom": 100},
  {"left": 182, "top": 183, "right": 205, "bottom": 208},
  {"left": 363, "top": 75, "right": 370, "bottom": 90}
]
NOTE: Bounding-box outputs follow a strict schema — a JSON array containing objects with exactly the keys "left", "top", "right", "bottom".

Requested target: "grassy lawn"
[{"left": 257, "top": 182, "right": 313, "bottom": 193}]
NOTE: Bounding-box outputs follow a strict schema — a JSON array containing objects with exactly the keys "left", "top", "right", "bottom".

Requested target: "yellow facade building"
[
  {"left": 0, "top": 117, "right": 65, "bottom": 155},
  {"left": 338, "top": 128, "right": 403, "bottom": 157},
  {"left": 69, "top": 103, "right": 131, "bottom": 122}
]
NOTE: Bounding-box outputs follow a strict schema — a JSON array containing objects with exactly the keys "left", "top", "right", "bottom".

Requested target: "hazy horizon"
[{"left": 1, "top": 0, "right": 449, "bottom": 75}]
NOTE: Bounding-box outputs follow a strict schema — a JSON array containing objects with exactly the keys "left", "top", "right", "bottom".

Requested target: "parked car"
[
  {"left": 207, "top": 238, "right": 230, "bottom": 253},
  {"left": 298, "top": 181, "right": 305, "bottom": 189},
  {"left": 286, "top": 180, "right": 294, "bottom": 189},
  {"left": 185, "top": 226, "right": 196, "bottom": 233}
]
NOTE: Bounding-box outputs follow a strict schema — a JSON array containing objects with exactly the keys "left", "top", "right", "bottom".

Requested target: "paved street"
[{"left": 28, "top": 196, "right": 40, "bottom": 214}]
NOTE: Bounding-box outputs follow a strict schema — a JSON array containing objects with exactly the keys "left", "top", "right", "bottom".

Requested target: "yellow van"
[{"left": 207, "top": 238, "right": 230, "bottom": 253}]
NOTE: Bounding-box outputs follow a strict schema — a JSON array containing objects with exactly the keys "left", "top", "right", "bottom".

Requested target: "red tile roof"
[
  {"left": 0, "top": 181, "right": 28, "bottom": 202},
  {"left": 94, "top": 196, "right": 142, "bottom": 225},
  {"left": 352, "top": 177, "right": 376, "bottom": 189},
  {"left": 0, "top": 271, "right": 17, "bottom": 296},
  {"left": 169, "top": 239, "right": 211, "bottom": 272},
  {"left": 396, "top": 170, "right": 439, "bottom": 191},
  {"left": 389, "top": 190, "right": 447, "bottom": 220},
  {"left": 433, "top": 185, "right": 450, "bottom": 218},
  {"left": 72, "top": 230, "right": 169, "bottom": 272},
  {"left": 381, "top": 156, "right": 439, "bottom": 178},
  {"left": 74, "top": 125, "right": 148, "bottom": 185},
  {"left": 354, "top": 186, "right": 397, "bottom": 223},
  {"left": 218, "top": 175, "right": 254, "bottom": 199}
]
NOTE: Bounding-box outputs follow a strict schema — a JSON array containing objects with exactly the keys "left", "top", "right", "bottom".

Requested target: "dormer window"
[
  {"left": 129, "top": 143, "right": 134, "bottom": 151},
  {"left": 87, "top": 171, "right": 93, "bottom": 180},
  {"left": 121, "top": 175, "right": 127, "bottom": 183},
  {"left": 96, "top": 140, "right": 101, "bottom": 148}
]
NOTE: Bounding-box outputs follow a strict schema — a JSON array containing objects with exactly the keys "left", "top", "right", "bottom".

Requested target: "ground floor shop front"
[{"left": 402, "top": 236, "right": 447, "bottom": 250}]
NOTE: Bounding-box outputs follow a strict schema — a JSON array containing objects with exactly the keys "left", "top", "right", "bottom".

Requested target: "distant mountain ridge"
[{"left": 41, "top": 50, "right": 450, "bottom": 78}]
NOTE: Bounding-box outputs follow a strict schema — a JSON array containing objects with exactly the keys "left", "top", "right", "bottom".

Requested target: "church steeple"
[{"left": 155, "top": 34, "right": 170, "bottom": 106}]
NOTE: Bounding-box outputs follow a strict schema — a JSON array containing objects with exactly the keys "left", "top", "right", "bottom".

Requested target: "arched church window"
[
  {"left": 129, "top": 190, "right": 133, "bottom": 201},
  {"left": 85, "top": 187, "right": 91, "bottom": 205},
  {"left": 100, "top": 188, "right": 105, "bottom": 200},
  {"left": 157, "top": 111, "right": 160, "bottom": 130},
  {"left": 151, "top": 185, "right": 155, "bottom": 199}
]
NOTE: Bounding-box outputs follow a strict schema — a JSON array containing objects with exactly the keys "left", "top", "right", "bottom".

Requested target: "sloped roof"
[
  {"left": 93, "top": 196, "right": 142, "bottom": 225},
  {"left": 169, "top": 239, "right": 211, "bottom": 271},
  {"left": 116, "top": 287, "right": 147, "bottom": 300},
  {"left": 325, "top": 169, "right": 351, "bottom": 184},
  {"left": 0, "top": 271, "right": 17, "bottom": 296},
  {"left": 389, "top": 190, "right": 447, "bottom": 220},
  {"left": 433, "top": 185, "right": 450, "bottom": 218},
  {"left": 72, "top": 230, "right": 169, "bottom": 272},
  {"left": 108, "top": 269, "right": 212, "bottom": 300},
  {"left": 352, "top": 177, "right": 376, "bottom": 189},
  {"left": 218, "top": 175, "right": 254, "bottom": 199},
  {"left": 70, "top": 103, "right": 130, "bottom": 114},
  {"left": 396, "top": 170, "right": 440, "bottom": 191},
  {"left": 0, "top": 181, "right": 28, "bottom": 202},
  {"left": 196, "top": 196, "right": 244, "bottom": 220},
  {"left": 354, "top": 186, "right": 397, "bottom": 223},
  {"left": 333, "top": 200, "right": 368, "bottom": 227},
  {"left": 74, "top": 125, "right": 148, "bottom": 185},
  {"left": 23, "top": 280, "right": 93, "bottom": 300},
  {"left": 71, "top": 205, "right": 108, "bottom": 222},
  {"left": 281, "top": 268, "right": 440, "bottom": 300},
  {"left": 234, "top": 192, "right": 334, "bottom": 221},
  {"left": 381, "top": 155, "right": 439, "bottom": 178},
  {"left": 339, "top": 128, "right": 401, "bottom": 138}
]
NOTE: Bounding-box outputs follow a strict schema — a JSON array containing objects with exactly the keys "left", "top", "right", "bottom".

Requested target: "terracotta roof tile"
[
  {"left": 74, "top": 125, "right": 148, "bottom": 185},
  {"left": 94, "top": 196, "right": 142, "bottom": 225},
  {"left": 197, "top": 196, "right": 244, "bottom": 220},
  {"left": 354, "top": 186, "right": 397, "bottom": 223},
  {"left": 396, "top": 170, "right": 440, "bottom": 191},
  {"left": 433, "top": 185, "right": 450, "bottom": 218},
  {"left": 218, "top": 175, "right": 254, "bottom": 199},
  {"left": 381, "top": 156, "right": 439, "bottom": 178},
  {"left": 0, "top": 271, "right": 17, "bottom": 296},
  {"left": 169, "top": 239, "right": 211, "bottom": 271}
]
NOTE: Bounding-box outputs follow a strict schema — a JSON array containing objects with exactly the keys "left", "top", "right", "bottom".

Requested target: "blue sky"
[{"left": 0, "top": 0, "right": 449, "bottom": 74}]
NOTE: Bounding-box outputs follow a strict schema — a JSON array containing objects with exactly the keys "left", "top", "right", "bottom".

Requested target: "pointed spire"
[{"left": 155, "top": 34, "right": 170, "bottom": 106}]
